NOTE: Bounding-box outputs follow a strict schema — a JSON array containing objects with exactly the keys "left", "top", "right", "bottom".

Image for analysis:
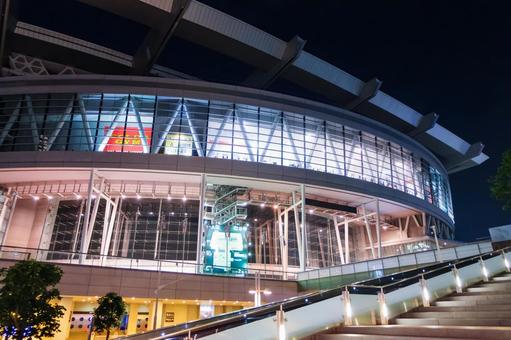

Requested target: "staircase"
[{"left": 317, "top": 271, "right": 511, "bottom": 339}]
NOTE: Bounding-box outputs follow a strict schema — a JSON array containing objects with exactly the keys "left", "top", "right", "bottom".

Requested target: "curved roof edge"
[{"left": 3, "top": 0, "right": 488, "bottom": 174}]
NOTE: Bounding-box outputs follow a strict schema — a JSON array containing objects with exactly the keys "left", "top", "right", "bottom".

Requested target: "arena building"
[{"left": 0, "top": 0, "right": 488, "bottom": 338}]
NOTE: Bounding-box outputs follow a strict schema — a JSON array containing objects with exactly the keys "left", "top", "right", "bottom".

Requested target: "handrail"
[
  {"left": 0, "top": 245, "right": 297, "bottom": 280},
  {"left": 121, "top": 245, "right": 511, "bottom": 339}
]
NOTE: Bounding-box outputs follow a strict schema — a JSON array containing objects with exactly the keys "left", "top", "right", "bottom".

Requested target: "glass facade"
[{"left": 0, "top": 93, "right": 454, "bottom": 220}]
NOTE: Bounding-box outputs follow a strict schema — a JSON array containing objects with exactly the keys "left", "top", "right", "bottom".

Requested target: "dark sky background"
[
  {"left": 18, "top": 0, "right": 511, "bottom": 241},
  {"left": 196, "top": 0, "right": 511, "bottom": 242}
]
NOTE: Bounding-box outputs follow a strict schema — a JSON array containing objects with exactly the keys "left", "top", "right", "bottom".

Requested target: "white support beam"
[
  {"left": 362, "top": 205, "right": 376, "bottom": 259},
  {"left": 130, "top": 99, "right": 150, "bottom": 154},
  {"left": 80, "top": 169, "right": 95, "bottom": 263},
  {"left": 234, "top": 109, "right": 255, "bottom": 162},
  {"left": 182, "top": 104, "right": 204, "bottom": 157},
  {"left": 152, "top": 103, "right": 181, "bottom": 153},
  {"left": 259, "top": 113, "right": 281, "bottom": 161},
  {"left": 196, "top": 173, "right": 206, "bottom": 268},
  {"left": 300, "top": 184, "right": 307, "bottom": 270},
  {"left": 81, "top": 177, "right": 104, "bottom": 259},
  {"left": 102, "top": 196, "right": 119, "bottom": 258},
  {"left": 283, "top": 118, "right": 303, "bottom": 167},
  {"left": 344, "top": 219, "right": 350, "bottom": 264},
  {"left": 99, "top": 198, "right": 112, "bottom": 262},
  {"left": 291, "top": 192, "right": 303, "bottom": 269},
  {"left": 326, "top": 129, "right": 343, "bottom": 174},
  {"left": 376, "top": 198, "right": 382, "bottom": 258},
  {"left": 333, "top": 216, "right": 345, "bottom": 265},
  {"left": 317, "top": 229, "right": 326, "bottom": 267},
  {"left": 283, "top": 210, "right": 289, "bottom": 279},
  {"left": 305, "top": 124, "right": 322, "bottom": 166},
  {"left": 77, "top": 95, "right": 95, "bottom": 151},
  {"left": 206, "top": 109, "right": 232, "bottom": 157},
  {"left": 97, "top": 98, "right": 129, "bottom": 152}
]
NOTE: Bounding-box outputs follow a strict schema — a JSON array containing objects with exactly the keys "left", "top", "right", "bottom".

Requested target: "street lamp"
[
  {"left": 153, "top": 278, "right": 184, "bottom": 330},
  {"left": 249, "top": 272, "right": 271, "bottom": 307}
]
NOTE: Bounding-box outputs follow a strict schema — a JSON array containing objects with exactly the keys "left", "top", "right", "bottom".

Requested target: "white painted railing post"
[
  {"left": 452, "top": 265, "right": 463, "bottom": 293},
  {"left": 377, "top": 288, "right": 388, "bottom": 325},
  {"left": 502, "top": 250, "right": 510, "bottom": 272},
  {"left": 342, "top": 288, "right": 353, "bottom": 326},
  {"left": 479, "top": 256, "right": 489, "bottom": 282},
  {"left": 419, "top": 275, "right": 430, "bottom": 307},
  {"left": 275, "top": 305, "right": 287, "bottom": 340}
]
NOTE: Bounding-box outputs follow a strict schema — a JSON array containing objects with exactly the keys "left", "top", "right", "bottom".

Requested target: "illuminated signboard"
[
  {"left": 104, "top": 126, "right": 152, "bottom": 153},
  {"left": 203, "top": 225, "right": 248, "bottom": 275},
  {"left": 164, "top": 133, "right": 193, "bottom": 156}
]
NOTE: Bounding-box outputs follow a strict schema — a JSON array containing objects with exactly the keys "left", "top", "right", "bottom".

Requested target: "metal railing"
[
  {"left": 297, "top": 240, "right": 493, "bottom": 281},
  {"left": 119, "top": 245, "right": 511, "bottom": 339},
  {"left": 0, "top": 245, "right": 298, "bottom": 280}
]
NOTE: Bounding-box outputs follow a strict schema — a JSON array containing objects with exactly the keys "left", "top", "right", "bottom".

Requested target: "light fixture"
[
  {"left": 136, "top": 193, "right": 141, "bottom": 200},
  {"left": 182, "top": 195, "right": 187, "bottom": 202},
  {"left": 31, "top": 195, "right": 40, "bottom": 201},
  {"left": 273, "top": 204, "right": 279, "bottom": 209},
  {"left": 120, "top": 193, "right": 126, "bottom": 199},
  {"left": 44, "top": 194, "right": 53, "bottom": 200},
  {"left": 254, "top": 218, "right": 258, "bottom": 222},
  {"left": 167, "top": 194, "right": 172, "bottom": 201},
  {"left": 309, "top": 209, "right": 314, "bottom": 214},
  {"left": 260, "top": 202, "right": 266, "bottom": 208}
]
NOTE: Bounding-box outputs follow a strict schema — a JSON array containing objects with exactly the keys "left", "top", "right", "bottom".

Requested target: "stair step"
[
  {"left": 414, "top": 305, "right": 511, "bottom": 312},
  {"left": 493, "top": 275, "right": 511, "bottom": 282},
  {"left": 434, "top": 299, "right": 511, "bottom": 306},
  {"left": 467, "top": 286, "right": 511, "bottom": 292},
  {"left": 445, "top": 293, "right": 511, "bottom": 301},
  {"left": 393, "top": 318, "right": 511, "bottom": 326},
  {"left": 319, "top": 334, "right": 470, "bottom": 340},
  {"left": 330, "top": 325, "right": 511, "bottom": 339},
  {"left": 401, "top": 311, "right": 511, "bottom": 319}
]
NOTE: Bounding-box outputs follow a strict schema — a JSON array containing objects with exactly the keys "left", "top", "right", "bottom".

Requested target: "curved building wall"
[{"left": 0, "top": 79, "right": 454, "bottom": 223}]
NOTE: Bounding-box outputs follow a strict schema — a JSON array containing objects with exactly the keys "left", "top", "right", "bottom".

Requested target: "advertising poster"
[
  {"left": 104, "top": 126, "right": 152, "bottom": 153},
  {"left": 203, "top": 225, "right": 248, "bottom": 275},
  {"left": 164, "top": 133, "right": 193, "bottom": 156}
]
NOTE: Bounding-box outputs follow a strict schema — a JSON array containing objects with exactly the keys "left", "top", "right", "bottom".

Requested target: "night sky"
[{"left": 17, "top": 0, "right": 511, "bottom": 241}]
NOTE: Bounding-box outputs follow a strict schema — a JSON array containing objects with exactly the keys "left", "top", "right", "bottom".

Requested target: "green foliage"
[
  {"left": 491, "top": 149, "right": 511, "bottom": 211},
  {"left": 93, "top": 292, "right": 126, "bottom": 340},
  {"left": 0, "top": 260, "right": 65, "bottom": 340}
]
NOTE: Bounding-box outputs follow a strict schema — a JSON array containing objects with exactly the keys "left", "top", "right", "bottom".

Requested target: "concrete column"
[
  {"left": 127, "top": 303, "right": 139, "bottom": 335},
  {"left": 52, "top": 297, "right": 73, "bottom": 340}
]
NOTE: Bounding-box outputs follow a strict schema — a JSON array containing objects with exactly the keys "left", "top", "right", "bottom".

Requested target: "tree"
[
  {"left": 93, "top": 292, "right": 127, "bottom": 340},
  {"left": 0, "top": 260, "right": 65, "bottom": 340},
  {"left": 491, "top": 149, "right": 511, "bottom": 211}
]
